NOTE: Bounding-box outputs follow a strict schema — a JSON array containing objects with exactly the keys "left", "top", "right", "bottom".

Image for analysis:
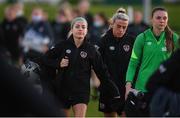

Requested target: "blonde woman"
[{"left": 43, "top": 17, "right": 120, "bottom": 117}]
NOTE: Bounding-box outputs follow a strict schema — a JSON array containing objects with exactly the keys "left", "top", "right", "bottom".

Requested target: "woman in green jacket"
[{"left": 125, "top": 7, "right": 179, "bottom": 116}]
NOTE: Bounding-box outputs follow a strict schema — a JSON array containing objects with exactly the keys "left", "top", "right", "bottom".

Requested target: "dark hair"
[{"left": 152, "top": 7, "right": 174, "bottom": 52}]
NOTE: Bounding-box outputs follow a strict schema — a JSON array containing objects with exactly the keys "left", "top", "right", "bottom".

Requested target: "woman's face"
[
  {"left": 152, "top": 10, "right": 168, "bottom": 31},
  {"left": 112, "top": 19, "right": 128, "bottom": 38},
  {"left": 72, "top": 21, "right": 88, "bottom": 39}
]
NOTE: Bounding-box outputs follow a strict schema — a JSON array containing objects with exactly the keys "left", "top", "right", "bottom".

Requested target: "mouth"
[{"left": 77, "top": 32, "right": 84, "bottom": 35}]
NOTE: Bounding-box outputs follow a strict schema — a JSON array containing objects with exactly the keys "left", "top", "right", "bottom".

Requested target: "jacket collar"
[{"left": 67, "top": 35, "right": 88, "bottom": 48}]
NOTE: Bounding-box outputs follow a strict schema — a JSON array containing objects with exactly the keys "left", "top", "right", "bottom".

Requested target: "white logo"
[
  {"left": 159, "top": 64, "right": 167, "bottom": 73},
  {"left": 147, "top": 42, "right": 152, "bottom": 45},
  {"left": 123, "top": 44, "right": 130, "bottom": 52},
  {"left": 99, "top": 103, "right": 105, "bottom": 109},
  {"left": 80, "top": 51, "right": 87, "bottom": 58},
  {"left": 162, "top": 47, "right": 167, "bottom": 52},
  {"left": 94, "top": 44, "right": 100, "bottom": 50},
  {"left": 66, "top": 49, "right": 71, "bottom": 54},
  {"left": 109, "top": 46, "right": 115, "bottom": 51}
]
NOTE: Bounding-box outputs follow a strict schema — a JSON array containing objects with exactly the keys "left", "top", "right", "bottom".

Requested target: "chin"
[
  {"left": 117, "top": 34, "right": 123, "bottom": 38},
  {"left": 77, "top": 36, "right": 84, "bottom": 39},
  {"left": 159, "top": 27, "right": 165, "bottom": 31}
]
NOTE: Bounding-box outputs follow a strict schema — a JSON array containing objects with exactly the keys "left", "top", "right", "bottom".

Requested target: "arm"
[
  {"left": 42, "top": 43, "right": 64, "bottom": 69},
  {"left": 90, "top": 47, "right": 120, "bottom": 98},
  {"left": 97, "top": 35, "right": 106, "bottom": 58},
  {"left": 125, "top": 33, "right": 145, "bottom": 97}
]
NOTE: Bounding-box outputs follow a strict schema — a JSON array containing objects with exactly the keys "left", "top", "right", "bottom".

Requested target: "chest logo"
[
  {"left": 123, "top": 44, "right": 130, "bottom": 52},
  {"left": 66, "top": 49, "right": 71, "bottom": 54},
  {"left": 161, "top": 47, "right": 167, "bottom": 52},
  {"left": 159, "top": 64, "right": 167, "bottom": 73},
  {"left": 109, "top": 46, "right": 115, "bottom": 51},
  {"left": 147, "top": 41, "right": 152, "bottom": 45},
  {"left": 94, "top": 44, "right": 100, "bottom": 50},
  {"left": 80, "top": 51, "right": 87, "bottom": 58}
]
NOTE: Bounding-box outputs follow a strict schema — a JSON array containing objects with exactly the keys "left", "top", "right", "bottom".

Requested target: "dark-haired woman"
[{"left": 125, "top": 7, "right": 179, "bottom": 116}]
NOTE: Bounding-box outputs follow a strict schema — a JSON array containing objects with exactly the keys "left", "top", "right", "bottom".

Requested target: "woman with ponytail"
[
  {"left": 43, "top": 17, "right": 120, "bottom": 117},
  {"left": 97, "top": 7, "right": 136, "bottom": 117},
  {"left": 125, "top": 7, "right": 179, "bottom": 116}
]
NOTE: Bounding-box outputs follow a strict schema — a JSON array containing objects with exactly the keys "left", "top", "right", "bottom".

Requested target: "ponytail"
[{"left": 165, "top": 25, "right": 174, "bottom": 52}]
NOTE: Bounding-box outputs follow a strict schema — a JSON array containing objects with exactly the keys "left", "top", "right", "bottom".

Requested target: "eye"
[
  {"left": 116, "top": 25, "right": 121, "bottom": 28},
  {"left": 75, "top": 25, "right": 80, "bottom": 29},
  {"left": 156, "top": 16, "right": 161, "bottom": 20},
  {"left": 122, "top": 26, "right": 127, "bottom": 29},
  {"left": 82, "top": 25, "right": 86, "bottom": 29},
  {"left": 163, "top": 16, "right": 167, "bottom": 20}
]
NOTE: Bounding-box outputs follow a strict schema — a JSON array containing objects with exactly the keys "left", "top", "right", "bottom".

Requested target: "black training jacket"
[
  {"left": 97, "top": 29, "right": 135, "bottom": 92},
  {"left": 43, "top": 35, "right": 119, "bottom": 97}
]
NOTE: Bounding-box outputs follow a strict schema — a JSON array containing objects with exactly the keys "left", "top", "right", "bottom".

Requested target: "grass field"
[
  {"left": 67, "top": 99, "right": 103, "bottom": 117},
  {"left": 87, "top": 99, "right": 103, "bottom": 117}
]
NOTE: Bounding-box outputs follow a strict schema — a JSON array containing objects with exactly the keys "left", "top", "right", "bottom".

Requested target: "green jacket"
[{"left": 126, "top": 28, "right": 179, "bottom": 92}]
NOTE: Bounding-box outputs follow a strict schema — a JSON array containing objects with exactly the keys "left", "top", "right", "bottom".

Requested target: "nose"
[
  {"left": 160, "top": 18, "right": 164, "bottom": 22},
  {"left": 78, "top": 27, "right": 83, "bottom": 31}
]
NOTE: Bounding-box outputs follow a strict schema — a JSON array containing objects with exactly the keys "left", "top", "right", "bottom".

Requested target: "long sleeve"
[
  {"left": 90, "top": 47, "right": 120, "bottom": 98},
  {"left": 42, "top": 43, "right": 64, "bottom": 69},
  {"left": 126, "top": 33, "right": 145, "bottom": 83},
  {"left": 97, "top": 36, "right": 106, "bottom": 58},
  {"left": 91, "top": 47, "right": 110, "bottom": 83}
]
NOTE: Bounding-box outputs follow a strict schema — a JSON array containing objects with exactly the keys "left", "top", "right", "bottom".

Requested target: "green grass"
[
  {"left": 86, "top": 100, "right": 103, "bottom": 117},
  {"left": 68, "top": 99, "right": 103, "bottom": 117}
]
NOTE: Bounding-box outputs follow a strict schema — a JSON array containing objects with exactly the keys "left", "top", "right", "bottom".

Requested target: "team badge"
[
  {"left": 94, "top": 44, "right": 100, "bottom": 50},
  {"left": 123, "top": 44, "right": 130, "bottom": 52},
  {"left": 159, "top": 64, "right": 167, "bottom": 73},
  {"left": 109, "top": 46, "right": 115, "bottom": 51},
  {"left": 161, "top": 47, "right": 167, "bottom": 52},
  {"left": 99, "top": 102, "right": 105, "bottom": 109},
  {"left": 147, "top": 41, "right": 152, "bottom": 45},
  {"left": 66, "top": 49, "right": 71, "bottom": 54},
  {"left": 80, "top": 51, "right": 87, "bottom": 58}
]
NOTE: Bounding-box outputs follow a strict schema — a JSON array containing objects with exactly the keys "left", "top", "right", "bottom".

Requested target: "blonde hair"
[
  {"left": 112, "top": 7, "right": 129, "bottom": 23},
  {"left": 68, "top": 17, "right": 88, "bottom": 38},
  {"left": 70, "top": 17, "right": 88, "bottom": 29},
  {"left": 109, "top": 7, "right": 129, "bottom": 27}
]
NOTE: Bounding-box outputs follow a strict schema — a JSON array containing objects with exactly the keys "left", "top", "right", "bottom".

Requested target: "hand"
[
  {"left": 125, "top": 82, "right": 132, "bottom": 100},
  {"left": 60, "top": 56, "right": 69, "bottom": 68}
]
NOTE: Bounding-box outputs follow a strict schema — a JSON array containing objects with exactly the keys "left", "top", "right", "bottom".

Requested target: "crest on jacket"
[
  {"left": 80, "top": 51, "right": 87, "bottom": 58},
  {"left": 123, "top": 44, "right": 130, "bottom": 52}
]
